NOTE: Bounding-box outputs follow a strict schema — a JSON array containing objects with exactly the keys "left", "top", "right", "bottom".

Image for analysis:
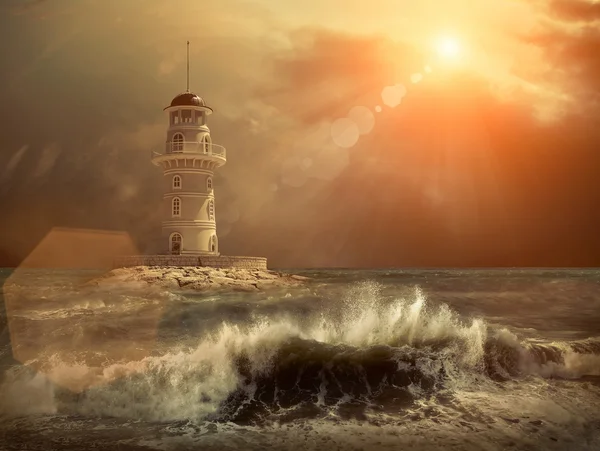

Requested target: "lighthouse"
[
  {"left": 114, "top": 42, "right": 266, "bottom": 270},
  {"left": 151, "top": 42, "right": 225, "bottom": 256}
]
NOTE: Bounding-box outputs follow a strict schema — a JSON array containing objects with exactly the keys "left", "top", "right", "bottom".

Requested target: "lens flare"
[
  {"left": 381, "top": 84, "right": 407, "bottom": 108},
  {"left": 331, "top": 118, "right": 360, "bottom": 148},
  {"left": 411, "top": 73, "right": 423, "bottom": 84},
  {"left": 348, "top": 106, "right": 375, "bottom": 135}
]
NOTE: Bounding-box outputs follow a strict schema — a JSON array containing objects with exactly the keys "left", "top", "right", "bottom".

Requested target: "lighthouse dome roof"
[{"left": 169, "top": 92, "right": 206, "bottom": 108}]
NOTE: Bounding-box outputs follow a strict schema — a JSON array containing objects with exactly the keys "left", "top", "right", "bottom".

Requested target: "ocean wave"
[
  {"left": 485, "top": 331, "right": 600, "bottom": 380},
  {"left": 1, "top": 282, "right": 599, "bottom": 423},
  {"left": 6, "top": 288, "right": 180, "bottom": 321}
]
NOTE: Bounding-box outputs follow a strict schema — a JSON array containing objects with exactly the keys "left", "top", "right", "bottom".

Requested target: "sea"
[{"left": 0, "top": 267, "right": 599, "bottom": 450}]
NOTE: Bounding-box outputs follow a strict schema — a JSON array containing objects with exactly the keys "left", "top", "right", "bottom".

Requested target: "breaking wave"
[{"left": 1, "top": 282, "right": 599, "bottom": 424}]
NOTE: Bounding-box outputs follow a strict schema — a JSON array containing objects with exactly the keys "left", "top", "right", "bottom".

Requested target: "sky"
[{"left": 0, "top": 0, "right": 599, "bottom": 268}]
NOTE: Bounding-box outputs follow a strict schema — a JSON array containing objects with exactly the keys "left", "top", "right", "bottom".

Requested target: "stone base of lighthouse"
[{"left": 113, "top": 255, "right": 267, "bottom": 270}]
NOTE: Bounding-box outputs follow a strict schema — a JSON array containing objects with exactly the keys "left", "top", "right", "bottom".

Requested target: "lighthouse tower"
[{"left": 151, "top": 42, "right": 226, "bottom": 256}]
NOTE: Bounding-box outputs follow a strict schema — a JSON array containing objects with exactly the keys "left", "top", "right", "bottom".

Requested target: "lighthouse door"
[{"left": 170, "top": 233, "right": 182, "bottom": 255}]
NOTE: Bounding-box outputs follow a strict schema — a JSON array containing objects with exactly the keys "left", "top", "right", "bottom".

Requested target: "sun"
[{"left": 436, "top": 36, "right": 461, "bottom": 59}]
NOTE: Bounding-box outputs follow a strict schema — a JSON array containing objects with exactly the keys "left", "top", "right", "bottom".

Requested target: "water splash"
[{"left": 1, "top": 282, "right": 598, "bottom": 424}]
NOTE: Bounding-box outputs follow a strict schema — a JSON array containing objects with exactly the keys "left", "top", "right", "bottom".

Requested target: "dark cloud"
[
  {"left": 521, "top": 1, "right": 600, "bottom": 111},
  {"left": 548, "top": 0, "right": 600, "bottom": 21},
  {"left": 6, "top": 0, "right": 46, "bottom": 14}
]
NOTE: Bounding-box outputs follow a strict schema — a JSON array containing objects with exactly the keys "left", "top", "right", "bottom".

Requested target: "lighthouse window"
[
  {"left": 172, "top": 133, "right": 184, "bottom": 152},
  {"left": 208, "top": 200, "right": 214, "bottom": 220},
  {"left": 172, "top": 197, "right": 181, "bottom": 217},
  {"left": 201, "top": 135, "right": 210, "bottom": 154},
  {"left": 207, "top": 177, "right": 212, "bottom": 191},
  {"left": 173, "top": 175, "right": 181, "bottom": 190},
  {"left": 181, "top": 110, "right": 192, "bottom": 123}
]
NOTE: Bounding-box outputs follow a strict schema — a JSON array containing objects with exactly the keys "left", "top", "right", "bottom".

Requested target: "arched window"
[
  {"left": 170, "top": 232, "right": 182, "bottom": 254},
  {"left": 173, "top": 175, "right": 181, "bottom": 190},
  {"left": 201, "top": 135, "right": 209, "bottom": 154},
  {"left": 207, "top": 177, "right": 213, "bottom": 191},
  {"left": 172, "top": 197, "right": 181, "bottom": 217},
  {"left": 210, "top": 235, "right": 217, "bottom": 253},
  {"left": 172, "top": 133, "right": 184, "bottom": 152},
  {"left": 207, "top": 199, "right": 214, "bottom": 220},
  {"left": 205, "top": 135, "right": 212, "bottom": 153}
]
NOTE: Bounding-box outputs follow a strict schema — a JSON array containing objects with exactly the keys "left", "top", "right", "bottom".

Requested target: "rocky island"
[{"left": 87, "top": 266, "right": 310, "bottom": 292}]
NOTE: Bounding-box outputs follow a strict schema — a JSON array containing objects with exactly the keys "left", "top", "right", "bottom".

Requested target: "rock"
[
  {"left": 176, "top": 277, "right": 198, "bottom": 287},
  {"left": 502, "top": 418, "right": 520, "bottom": 424},
  {"left": 88, "top": 266, "right": 309, "bottom": 293},
  {"left": 255, "top": 280, "right": 279, "bottom": 290},
  {"left": 255, "top": 272, "right": 280, "bottom": 280},
  {"left": 210, "top": 276, "right": 235, "bottom": 285}
]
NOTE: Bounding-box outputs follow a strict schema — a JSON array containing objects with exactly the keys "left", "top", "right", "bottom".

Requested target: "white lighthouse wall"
[
  {"left": 162, "top": 194, "right": 215, "bottom": 222},
  {"left": 161, "top": 167, "right": 217, "bottom": 253},
  {"left": 161, "top": 226, "right": 217, "bottom": 254},
  {"left": 163, "top": 171, "right": 213, "bottom": 194}
]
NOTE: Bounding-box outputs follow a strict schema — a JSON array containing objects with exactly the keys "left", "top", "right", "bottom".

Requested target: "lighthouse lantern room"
[{"left": 151, "top": 42, "right": 226, "bottom": 256}]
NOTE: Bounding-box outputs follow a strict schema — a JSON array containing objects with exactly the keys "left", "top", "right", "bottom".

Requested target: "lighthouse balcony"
[{"left": 151, "top": 142, "right": 227, "bottom": 166}]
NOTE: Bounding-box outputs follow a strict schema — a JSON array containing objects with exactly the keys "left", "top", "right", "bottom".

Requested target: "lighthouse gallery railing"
[{"left": 151, "top": 141, "right": 227, "bottom": 160}]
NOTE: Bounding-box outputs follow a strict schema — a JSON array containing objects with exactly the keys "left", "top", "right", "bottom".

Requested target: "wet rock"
[
  {"left": 255, "top": 272, "right": 280, "bottom": 280},
  {"left": 89, "top": 266, "right": 308, "bottom": 292},
  {"left": 502, "top": 417, "right": 520, "bottom": 424}
]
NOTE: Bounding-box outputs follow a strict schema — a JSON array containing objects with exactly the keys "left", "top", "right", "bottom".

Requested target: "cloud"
[
  {"left": 520, "top": 1, "right": 600, "bottom": 113},
  {"left": 548, "top": 0, "right": 600, "bottom": 21},
  {"left": 32, "top": 143, "right": 62, "bottom": 179},
  {"left": 1, "top": 145, "right": 29, "bottom": 183},
  {"left": 249, "top": 23, "right": 600, "bottom": 266},
  {"left": 6, "top": 0, "right": 46, "bottom": 14},
  {"left": 5, "top": 0, "right": 82, "bottom": 20},
  {"left": 258, "top": 29, "right": 421, "bottom": 125}
]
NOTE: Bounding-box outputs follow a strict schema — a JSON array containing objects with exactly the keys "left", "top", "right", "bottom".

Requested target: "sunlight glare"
[{"left": 436, "top": 36, "right": 460, "bottom": 59}]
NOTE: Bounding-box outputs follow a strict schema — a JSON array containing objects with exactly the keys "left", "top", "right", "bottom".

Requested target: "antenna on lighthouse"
[{"left": 186, "top": 41, "right": 190, "bottom": 93}]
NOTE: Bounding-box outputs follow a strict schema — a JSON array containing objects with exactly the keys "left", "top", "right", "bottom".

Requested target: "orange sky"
[{"left": 0, "top": 0, "right": 599, "bottom": 267}]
